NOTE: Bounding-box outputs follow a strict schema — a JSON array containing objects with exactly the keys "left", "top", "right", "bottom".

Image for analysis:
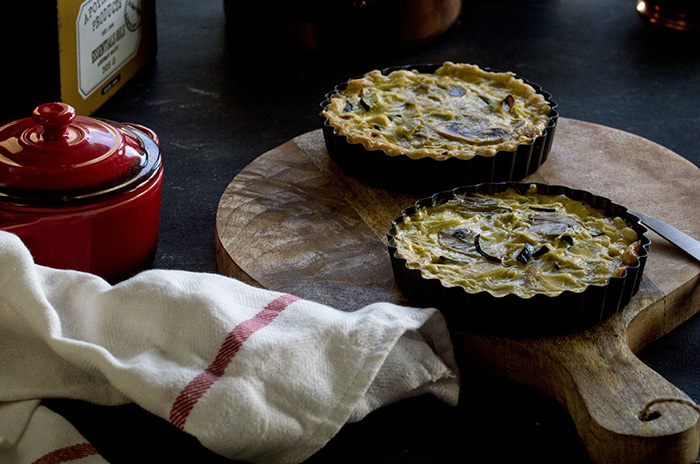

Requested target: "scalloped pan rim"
[
  {"left": 386, "top": 181, "right": 651, "bottom": 337},
  {"left": 319, "top": 63, "right": 559, "bottom": 194}
]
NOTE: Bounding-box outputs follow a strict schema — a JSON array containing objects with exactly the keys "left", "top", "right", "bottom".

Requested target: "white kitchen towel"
[
  {"left": 0, "top": 400, "right": 108, "bottom": 464},
  {"left": 0, "top": 231, "right": 459, "bottom": 464}
]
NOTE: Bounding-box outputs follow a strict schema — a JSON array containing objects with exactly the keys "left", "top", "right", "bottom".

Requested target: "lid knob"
[{"left": 31, "top": 102, "right": 77, "bottom": 141}]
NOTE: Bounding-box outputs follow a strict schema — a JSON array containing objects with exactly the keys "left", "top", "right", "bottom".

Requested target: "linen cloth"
[{"left": 0, "top": 231, "right": 459, "bottom": 464}]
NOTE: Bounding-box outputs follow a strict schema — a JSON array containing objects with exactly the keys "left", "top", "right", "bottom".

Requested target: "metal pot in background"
[{"left": 224, "top": 0, "right": 463, "bottom": 53}]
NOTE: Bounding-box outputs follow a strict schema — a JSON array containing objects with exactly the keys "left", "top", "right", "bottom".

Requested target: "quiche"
[
  {"left": 322, "top": 62, "right": 553, "bottom": 161},
  {"left": 387, "top": 183, "right": 650, "bottom": 335},
  {"left": 391, "top": 184, "right": 642, "bottom": 298}
]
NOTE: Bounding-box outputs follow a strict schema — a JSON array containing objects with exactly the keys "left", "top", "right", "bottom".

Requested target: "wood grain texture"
[{"left": 215, "top": 118, "right": 700, "bottom": 463}]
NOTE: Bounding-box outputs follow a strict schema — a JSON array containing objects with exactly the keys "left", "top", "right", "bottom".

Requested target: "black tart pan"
[
  {"left": 386, "top": 182, "right": 650, "bottom": 337},
  {"left": 320, "top": 64, "right": 559, "bottom": 194}
]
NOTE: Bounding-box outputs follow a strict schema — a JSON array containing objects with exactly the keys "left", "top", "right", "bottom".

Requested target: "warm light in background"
[{"left": 636, "top": 0, "right": 700, "bottom": 30}]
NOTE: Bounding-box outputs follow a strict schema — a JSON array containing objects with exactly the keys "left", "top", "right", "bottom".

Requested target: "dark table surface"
[{"left": 39, "top": 0, "right": 700, "bottom": 462}]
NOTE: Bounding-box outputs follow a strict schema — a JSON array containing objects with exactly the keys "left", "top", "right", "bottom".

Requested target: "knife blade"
[{"left": 628, "top": 210, "right": 700, "bottom": 264}]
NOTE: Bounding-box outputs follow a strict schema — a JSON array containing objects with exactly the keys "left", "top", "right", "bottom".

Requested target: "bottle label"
[{"left": 75, "top": 0, "right": 142, "bottom": 99}]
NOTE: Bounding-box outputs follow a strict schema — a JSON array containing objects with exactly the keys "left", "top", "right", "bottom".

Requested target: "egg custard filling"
[
  {"left": 322, "top": 62, "right": 552, "bottom": 161},
  {"left": 392, "top": 186, "right": 642, "bottom": 298}
]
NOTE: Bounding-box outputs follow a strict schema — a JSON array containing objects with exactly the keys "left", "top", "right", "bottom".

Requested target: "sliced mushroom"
[
  {"left": 435, "top": 123, "right": 510, "bottom": 144},
  {"left": 438, "top": 228, "right": 475, "bottom": 254},
  {"left": 456, "top": 195, "right": 511, "bottom": 214},
  {"left": 498, "top": 95, "right": 515, "bottom": 114},
  {"left": 528, "top": 212, "right": 580, "bottom": 237}
]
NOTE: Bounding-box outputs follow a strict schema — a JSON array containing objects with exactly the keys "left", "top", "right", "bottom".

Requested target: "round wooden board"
[{"left": 216, "top": 118, "right": 700, "bottom": 464}]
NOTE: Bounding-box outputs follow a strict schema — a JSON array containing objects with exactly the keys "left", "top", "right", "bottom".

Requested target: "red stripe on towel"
[
  {"left": 169, "top": 293, "right": 301, "bottom": 430},
  {"left": 32, "top": 443, "right": 99, "bottom": 464}
]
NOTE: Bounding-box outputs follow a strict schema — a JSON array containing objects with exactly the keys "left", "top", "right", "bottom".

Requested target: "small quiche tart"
[
  {"left": 323, "top": 62, "right": 551, "bottom": 160},
  {"left": 387, "top": 183, "right": 650, "bottom": 335},
  {"left": 320, "top": 63, "right": 558, "bottom": 192}
]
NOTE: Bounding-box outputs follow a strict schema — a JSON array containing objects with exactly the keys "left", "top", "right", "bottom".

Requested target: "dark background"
[{"left": 24, "top": 0, "right": 700, "bottom": 462}]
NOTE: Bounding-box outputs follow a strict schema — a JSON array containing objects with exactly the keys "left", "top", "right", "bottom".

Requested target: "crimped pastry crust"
[
  {"left": 392, "top": 185, "right": 641, "bottom": 298},
  {"left": 322, "top": 62, "right": 552, "bottom": 161}
]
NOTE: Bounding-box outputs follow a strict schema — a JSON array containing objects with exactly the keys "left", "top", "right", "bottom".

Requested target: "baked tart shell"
[
  {"left": 320, "top": 64, "right": 559, "bottom": 193},
  {"left": 387, "top": 182, "right": 650, "bottom": 336}
]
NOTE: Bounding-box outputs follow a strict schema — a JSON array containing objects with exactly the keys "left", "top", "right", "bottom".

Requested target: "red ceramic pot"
[{"left": 0, "top": 102, "right": 163, "bottom": 283}]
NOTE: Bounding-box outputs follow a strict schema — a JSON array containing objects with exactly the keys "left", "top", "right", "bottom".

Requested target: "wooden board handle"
[
  {"left": 455, "top": 310, "right": 700, "bottom": 464},
  {"left": 551, "top": 326, "right": 699, "bottom": 463}
]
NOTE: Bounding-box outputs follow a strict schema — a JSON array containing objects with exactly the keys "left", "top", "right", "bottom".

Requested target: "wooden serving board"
[{"left": 215, "top": 118, "right": 700, "bottom": 464}]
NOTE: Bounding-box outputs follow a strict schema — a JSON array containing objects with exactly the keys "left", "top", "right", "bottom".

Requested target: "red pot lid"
[{"left": 0, "top": 102, "right": 161, "bottom": 205}]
